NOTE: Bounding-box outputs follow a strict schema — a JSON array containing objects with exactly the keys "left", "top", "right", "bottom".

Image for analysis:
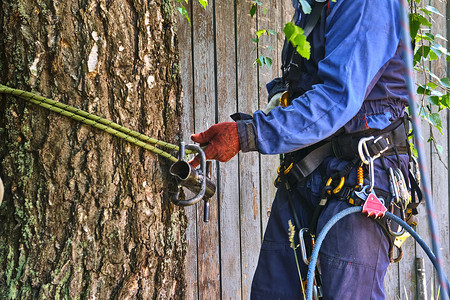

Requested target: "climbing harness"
[
  {"left": 0, "top": 84, "right": 216, "bottom": 220},
  {"left": 275, "top": 115, "right": 422, "bottom": 299}
]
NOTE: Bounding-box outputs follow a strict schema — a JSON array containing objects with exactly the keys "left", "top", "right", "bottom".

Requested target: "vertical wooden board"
[
  {"left": 430, "top": 111, "right": 449, "bottom": 298},
  {"left": 396, "top": 36, "right": 427, "bottom": 298},
  {"left": 429, "top": 0, "right": 450, "bottom": 293},
  {"left": 384, "top": 261, "right": 400, "bottom": 299},
  {"left": 236, "top": 1, "right": 261, "bottom": 298},
  {"left": 397, "top": 238, "right": 416, "bottom": 300},
  {"left": 413, "top": 1, "right": 449, "bottom": 296},
  {"left": 191, "top": 2, "right": 221, "bottom": 299},
  {"left": 176, "top": 7, "right": 199, "bottom": 299},
  {"left": 414, "top": 121, "right": 435, "bottom": 299},
  {"left": 215, "top": 1, "right": 242, "bottom": 299},
  {"left": 258, "top": 0, "right": 284, "bottom": 235}
]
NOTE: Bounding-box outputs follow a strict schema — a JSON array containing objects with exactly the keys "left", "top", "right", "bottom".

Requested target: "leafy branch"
[
  {"left": 410, "top": 0, "right": 449, "bottom": 168},
  {"left": 250, "top": 1, "right": 310, "bottom": 68},
  {"left": 250, "top": 1, "right": 276, "bottom": 67}
]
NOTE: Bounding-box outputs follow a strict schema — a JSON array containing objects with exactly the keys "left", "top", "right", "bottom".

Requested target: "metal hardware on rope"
[
  {"left": 170, "top": 142, "right": 216, "bottom": 222},
  {"left": 0, "top": 84, "right": 217, "bottom": 215}
]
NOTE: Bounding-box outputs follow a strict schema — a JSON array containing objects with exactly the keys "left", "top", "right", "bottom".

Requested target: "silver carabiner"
[
  {"left": 299, "top": 228, "right": 311, "bottom": 265},
  {"left": 358, "top": 136, "right": 375, "bottom": 165},
  {"left": 388, "top": 167, "right": 400, "bottom": 203},
  {"left": 358, "top": 135, "right": 390, "bottom": 165}
]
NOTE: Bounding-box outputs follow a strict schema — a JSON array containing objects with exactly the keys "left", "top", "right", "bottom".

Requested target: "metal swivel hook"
[{"left": 170, "top": 142, "right": 216, "bottom": 221}]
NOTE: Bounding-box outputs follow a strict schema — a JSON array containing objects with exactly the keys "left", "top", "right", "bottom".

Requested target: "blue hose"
[{"left": 305, "top": 207, "right": 450, "bottom": 300}]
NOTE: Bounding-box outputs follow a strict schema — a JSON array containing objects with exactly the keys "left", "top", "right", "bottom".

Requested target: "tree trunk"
[{"left": 0, "top": 0, "right": 187, "bottom": 298}]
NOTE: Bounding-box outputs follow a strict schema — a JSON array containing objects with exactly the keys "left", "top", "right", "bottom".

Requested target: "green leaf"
[
  {"left": 198, "top": 0, "right": 208, "bottom": 9},
  {"left": 256, "top": 30, "right": 266, "bottom": 38},
  {"left": 440, "top": 77, "right": 450, "bottom": 88},
  {"left": 177, "top": 6, "right": 191, "bottom": 25},
  {"left": 413, "top": 45, "right": 430, "bottom": 65},
  {"left": 430, "top": 43, "right": 443, "bottom": 58},
  {"left": 298, "top": 0, "right": 312, "bottom": 14},
  {"left": 430, "top": 113, "right": 443, "bottom": 133},
  {"left": 417, "top": 85, "right": 430, "bottom": 95},
  {"left": 251, "top": 38, "right": 259, "bottom": 43},
  {"left": 429, "top": 50, "right": 438, "bottom": 61},
  {"left": 431, "top": 89, "right": 444, "bottom": 97},
  {"left": 419, "top": 106, "right": 430, "bottom": 120},
  {"left": 419, "top": 8, "right": 431, "bottom": 17},
  {"left": 254, "top": 55, "right": 273, "bottom": 68},
  {"left": 426, "top": 82, "right": 438, "bottom": 89},
  {"left": 424, "top": 5, "right": 444, "bottom": 17},
  {"left": 250, "top": 5, "right": 257, "bottom": 18},
  {"left": 264, "top": 56, "right": 273, "bottom": 67},
  {"left": 409, "top": 17, "right": 421, "bottom": 41},
  {"left": 435, "top": 34, "right": 447, "bottom": 42},
  {"left": 427, "top": 95, "right": 440, "bottom": 106},
  {"left": 283, "top": 22, "right": 311, "bottom": 59},
  {"left": 268, "top": 29, "right": 277, "bottom": 35},
  {"left": 440, "top": 94, "right": 450, "bottom": 109},
  {"left": 416, "top": 14, "right": 432, "bottom": 27},
  {"left": 423, "top": 33, "right": 435, "bottom": 42}
]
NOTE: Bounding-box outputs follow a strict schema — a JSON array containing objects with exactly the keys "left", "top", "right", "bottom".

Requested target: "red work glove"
[{"left": 189, "top": 122, "right": 240, "bottom": 168}]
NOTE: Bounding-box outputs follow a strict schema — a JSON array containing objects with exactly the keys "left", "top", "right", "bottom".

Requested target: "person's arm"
[{"left": 238, "top": 0, "right": 403, "bottom": 154}]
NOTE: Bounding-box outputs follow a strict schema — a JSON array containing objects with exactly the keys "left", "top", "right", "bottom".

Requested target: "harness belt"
[{"left": 284, "top": 118, "right": 409, "bottom": 188}]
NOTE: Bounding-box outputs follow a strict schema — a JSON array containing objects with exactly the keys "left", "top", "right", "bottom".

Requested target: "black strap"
[
  {"left": 289, "top": 143, "right": 333, "bottom": 184},
  {"left": 303, "top": 1, "right": 327, "bottom": 37},
  {"left": 287, "top": 120, "right": 409, "bottom": 186}
]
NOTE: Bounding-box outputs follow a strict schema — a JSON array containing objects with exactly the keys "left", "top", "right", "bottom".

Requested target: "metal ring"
[{"left": 325, "top": 177, "right": 345, "bottom": 195}]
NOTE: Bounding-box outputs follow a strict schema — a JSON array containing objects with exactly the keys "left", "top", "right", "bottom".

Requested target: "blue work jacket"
[{"left": 237, "top": 0, "right": 409, "bottom": 154}]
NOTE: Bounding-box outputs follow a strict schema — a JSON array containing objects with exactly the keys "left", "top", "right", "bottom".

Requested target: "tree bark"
[{"left": 0, "top": 0, "right": 187, "bottom": 298}]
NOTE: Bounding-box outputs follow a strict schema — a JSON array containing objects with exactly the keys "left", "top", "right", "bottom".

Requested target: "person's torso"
[{"left": 283, "top": 0, "right": 409, "bottom": 134}]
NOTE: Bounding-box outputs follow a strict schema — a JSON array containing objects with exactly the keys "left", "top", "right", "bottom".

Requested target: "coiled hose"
[{"left": 305, "top": 206, "right": 450, "bottom": 300}]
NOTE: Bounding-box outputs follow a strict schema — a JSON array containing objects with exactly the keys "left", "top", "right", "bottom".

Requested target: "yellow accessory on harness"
[{"left": 280, "top": 91, "right": 291, "bottom": 107}]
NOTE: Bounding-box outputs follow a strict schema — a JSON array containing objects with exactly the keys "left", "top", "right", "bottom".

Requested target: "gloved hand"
[
  {"left": 189, "top": 122, "right": 240, "bottom": 168},
  {"left": 263, "top": 92, "right": 283, "bottom": 114}
]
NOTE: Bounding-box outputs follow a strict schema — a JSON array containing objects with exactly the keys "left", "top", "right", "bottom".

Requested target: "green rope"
[{"left": 0, "top": 84, "right": 191, "bottom": 162}]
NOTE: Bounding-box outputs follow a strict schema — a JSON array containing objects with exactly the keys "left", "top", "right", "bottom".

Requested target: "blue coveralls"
[{"left": 236, "top": 0, "right": 410, "bottom": 298}]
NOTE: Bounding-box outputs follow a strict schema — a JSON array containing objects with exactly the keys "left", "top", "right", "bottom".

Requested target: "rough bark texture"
[{"left": 0, "top": 0, "right": 187, "bottom": 298}]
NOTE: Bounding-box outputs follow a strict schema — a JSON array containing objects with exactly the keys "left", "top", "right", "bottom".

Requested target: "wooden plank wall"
[{"left": 176, "top": 1, "right": 450, "bottom": 299}]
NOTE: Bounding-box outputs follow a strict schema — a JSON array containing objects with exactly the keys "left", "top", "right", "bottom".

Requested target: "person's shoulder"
[{"left": 329, "top": 0, "right": 395, "bottom": 12}]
